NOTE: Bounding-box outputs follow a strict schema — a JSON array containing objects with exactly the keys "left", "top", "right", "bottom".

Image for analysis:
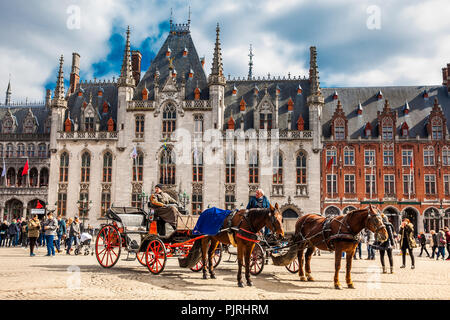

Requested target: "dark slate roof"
[
  {"left": 135, "top": 31, "right": 209, "bottom": 101},
  {"left": 66, "top": 82, "right": 118, "bottom": 130},
  {"left": 0, "top": 105, "right": 50, "bottom": 134},
  {"left": 321, "top": 86, "right": 450, "bottom": 139},
  {"left": 224, "top": 79, "right": 310, "bottom": 131}
]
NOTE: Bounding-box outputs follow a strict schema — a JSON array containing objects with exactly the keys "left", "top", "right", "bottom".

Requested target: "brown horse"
[
  {"left": 291, "top": 205, "right": 388, "bottom": 289},
  {"left": 200, "top": 204, "right": 284, "bottom": 287}
]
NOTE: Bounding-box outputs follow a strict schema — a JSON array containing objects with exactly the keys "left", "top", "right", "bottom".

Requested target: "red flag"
[
  {"left": 410, "top": 158, "right": 413, "bottom": 170},
  {"left": 22, "top": 160, "right": 29, "bottom": 176},
  {"left": 326, "top": 157, "right": 334, "bottom": 170},
  {"left": 36, "top": 201, "right": 43, "bottom": 209}
]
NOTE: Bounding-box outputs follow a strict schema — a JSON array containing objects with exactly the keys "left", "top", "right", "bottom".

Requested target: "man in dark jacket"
[
  {"left": 430, "top": 230, "right": 438, "bottom": 259},
  {"left": 56, "top": 216, "right": 67, "bottom": 253},
  {"left": 445, "top": 227, "right": 450, "bottom": 260},
  {"left": 7, "top": 220, "right": 19, "bottom": 247},
  {"left": 247, "top": 189, "right": 271, "bottom": 235},
  {"left": 0, "top": 221, "right": 8, "bottom": 247},
  {"left": 149, "top": 184, "right": 180, "bottom": 236}
]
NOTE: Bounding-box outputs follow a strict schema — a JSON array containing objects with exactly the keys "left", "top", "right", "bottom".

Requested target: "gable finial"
[{"left": 248, "top": 44, "right": 254, "bottom": 80}]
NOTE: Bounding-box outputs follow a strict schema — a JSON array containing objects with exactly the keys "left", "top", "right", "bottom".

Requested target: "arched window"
[
  {"left": 17, "top": 167, "right": 24, "bottom": 187},
  {"left": 325, "top": 206, "right": 340, "bottom": 217},
  {"left": 424, "top": 208, "right": 441, "bottom": 233},
  {"left": 160, "top": 149, "right": 175, "bottom": 185},
  {"left": 343, "top": 147, "right": 355, "bottom": 166},
  {"left": 27, "top": 143, "right": 35, "bottom": 158},
  {"left": 39, "top": 168, "right": 49, "bottom": 187},
  {"left": 443, "top": 147, "right": 450, "bottom": 166},
  {"left": 423, "top": 146, "right": 435, "bottom": 166},
  {"left": 431, "top": 118, "right": 443, "bottom": 140},
  {"left": 162, "top": 104, "right": 176, "bottom": 138},
  {"left": 132, "top": 151, "right": 144, "bottom": 182},
  {"left": 249, "top": 151, "right": 259, "bottom": 184},
  {"left": 103, "top": 152, "right": 113, "bottom": 183},
  {"left": 29, "top": 168, "right": 38, "bottom": 187},
  {"left": 225, "top": 151, "right": 235, "bottom": 184},
  {"left": 334, "top": 118, "right": 345, "bottom": 140},
  {"left": 382, "top": 118, "right": 393, "bottom": 140},
  {"left": 6, "top": 144, "right": 13, "bottom": 158},
  {"left": 444, "top": 210, "right": 450, "bottom": 229},
  {"left": 193, "top": 150, "right": 203, "bottom": 182},
  {"left": 81, "top": 152, "right": 91, "bottom": 183},
  {"left": 17, "top": 144, "right": 25, "bottom": 157},
  {"left": 135, "top": 115, "right": 145, "bottom": 139},
  {"left": 7, "top": 168, "right": 15, "bottom": 186},
  {"left": 38, "top": 144, "right": 47, "bottom": 158},
  {"left": 296, "top": 152, "right": 307, "bottom": 185},
  {"left": 60, "top": 152, "right": 69, "bottom": 182},
  {"left": 273, "top": 153, "right": 283, "bottom": 185}
]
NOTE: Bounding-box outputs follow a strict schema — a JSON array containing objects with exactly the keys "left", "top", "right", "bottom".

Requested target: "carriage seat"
[
  {"left": 176, "top": 215, "right": 199, "bottom": 231},
  {"left": 107, "top": 207, "right": 148, "bottom": 230}
]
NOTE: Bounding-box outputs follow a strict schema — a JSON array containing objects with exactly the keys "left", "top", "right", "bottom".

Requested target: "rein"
[{"left": 227, "top": 208, "right": 274, "bottom": 244}]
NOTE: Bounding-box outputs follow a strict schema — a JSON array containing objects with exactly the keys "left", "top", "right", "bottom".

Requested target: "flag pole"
[
  {"left": 331, "top": 156, "right": 334, "bottom": 199},
  {"left": 370, "top": 158, "right": 373, "bottom": 201}
]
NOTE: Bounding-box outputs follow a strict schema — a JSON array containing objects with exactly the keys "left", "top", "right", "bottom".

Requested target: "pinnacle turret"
[
  {"left": 118, "top": 26, "right": 135, "bottom": 87},
  {"left": 209, "top": 23, "right": 226, "bottom": 85},
  {"left": 5, "top": 77, "right": 11, "bottom": 105},
  {"left": 51, "top": 55, "right": 67, "bottom": 108},
  {"left": 309, "top": 46, "right": 321, "bottom": 97}
]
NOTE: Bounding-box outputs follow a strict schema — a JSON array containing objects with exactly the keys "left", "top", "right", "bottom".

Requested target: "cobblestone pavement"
[{"left": 0, "top": 246, "right": 448, "bottom": 300}]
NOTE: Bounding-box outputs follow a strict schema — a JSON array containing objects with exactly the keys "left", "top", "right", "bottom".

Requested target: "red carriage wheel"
[
  {"left": 145, "top": 239, "right": 167, "bottom": 275},
  {"left": 190, "top": 243, "right": 223, "bottom": 272},
  {"left": 285, "top": 258, "right": 299, "bottom": 273},
  {"left": 95, "top": 225, "right": 121, "bottom": 268},
  {"left": 249, "top": 243, "right": 265, "bottom": 276},
  {"left": 136, "top": 251, "right": 146, "bottom": 266}
]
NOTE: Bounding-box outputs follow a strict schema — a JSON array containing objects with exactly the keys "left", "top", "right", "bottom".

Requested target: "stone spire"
[
  {"left": 118, "top": 26, "right": 135, "bottom": 87},
  {"left": 5, "top": 76, "right": 11, "bottom": 105},
  {"left": 52, "top": 55, "right": 67, "bottom": 108},
  {"left": 248, "top": 44, "right": 254, "bottom": 80},
  {"left": 309, "top": 46, "right": 321, "bottom": 97},
  {"left": 209, "top": 23, "right": 226, "bottom": 85}
]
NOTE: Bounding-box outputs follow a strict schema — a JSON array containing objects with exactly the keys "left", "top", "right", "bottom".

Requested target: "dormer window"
[
  {"left": 357, "top": 102, "right": 363, "bottom": 115},
  {"left": 404, "top": 101, "right": 410, "bottom": 115},
  {"left": 23, "top": 119, "right": 35, "bottom": 134},
  {"left": 364, "top": 122, "right": 372, "bottom": 137},
  {"left": 183, "top": 47, "right": 188, "bottom": 57},
  {"left": 332, "top": 91, "right": 338, "bottom": 100},
  {"left": 194, "top": 87, "right": 201, "bottom": 100},
  {"left": 276, "top": 85, "right": 281, "bottom": 95},
  {"left": 232, "top": 85, "right": 237, "bottom": 96},
  {"left": 377, "top": 90, "right": 383, "bottom": 100},
  {"left": 432, "top": 122, "right": 443, "bottom": 140},
  {"left": 166, "top": 47, "right": 171, "bottom": 57},
  {"left": 334, "top": 118, "right": 345, "bottom": 140},
  {"left": 297, "top": 85, "right": 302, "bottom": 95},
  {"left": 240, "top": 98, "right": 246, "bottom": 112},
  {"left": 382, "top": 118, "right": 393, "bottom": 140},
  {"left": 107, "top": 118, "right": 115, "bottom": 132},
  {"left": 227, "top": 116, "right": 235, "bottom": 130},
  {"left": 423, "top": 90, "right": 429, "bottom": 100},
  {"left": 188, "top": 68, "right": 194, "bottom": 78},
  {"left": 85, "top": 117, "right": 94, "bottom": 132},
  {"left": 254, "top": 85, "right": 259, "bottom": 95},
  {"left": 401, "top": 122, "right": 409, "bottom": 137},
  {"left": 2, "top": 119, "right": 13, "bottom": 134},
  {"left": 260, "top": 113, "right": 272, "bottom": 130},
  {"left": 287, "top": 98, "right": 294, "bottom": 112}
]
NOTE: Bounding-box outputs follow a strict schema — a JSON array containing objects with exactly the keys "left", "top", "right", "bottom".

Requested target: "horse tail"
[
  {"left": 178, "top": 238, "right": 204, "bottom": 268},
  {"left": 271, "top": 235, "right": 299, "bottom": 266}
]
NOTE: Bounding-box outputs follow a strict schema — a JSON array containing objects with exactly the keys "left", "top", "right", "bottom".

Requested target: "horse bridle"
[
  {"left": 241, "top": 208, "right": 278, "bottom": 234},
  {"left": 365, "top": 210, "right": 386, "bottom": 234}
]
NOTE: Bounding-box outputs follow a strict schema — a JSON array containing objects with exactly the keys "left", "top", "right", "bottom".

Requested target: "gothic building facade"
[{"left": 46, "top": 21, "right": 323, "bottom": 227}]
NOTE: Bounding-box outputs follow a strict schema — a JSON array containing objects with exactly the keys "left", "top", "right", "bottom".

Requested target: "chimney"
[
  {"left": 131, "top": 50, "right": 142, "bottom": 86},
  {"left": 443, "top": 67, "right": 448, "bottom": 86},
  {"left": 69, "top": 53, "right": 80, "bottom": 95}
]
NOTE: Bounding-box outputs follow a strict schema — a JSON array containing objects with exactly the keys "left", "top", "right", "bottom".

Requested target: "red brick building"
[{"left": 320, "top": 65, "right": 450, "bottom": 235}]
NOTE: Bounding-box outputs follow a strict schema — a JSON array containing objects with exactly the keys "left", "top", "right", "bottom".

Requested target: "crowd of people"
[{"left": 0, "top": 212, "right": 95, "bottom": 257}]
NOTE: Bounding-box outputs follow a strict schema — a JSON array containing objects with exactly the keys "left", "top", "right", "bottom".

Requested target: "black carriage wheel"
[{"left": 249, "top": 243, "right": 265, "bottom": 276}]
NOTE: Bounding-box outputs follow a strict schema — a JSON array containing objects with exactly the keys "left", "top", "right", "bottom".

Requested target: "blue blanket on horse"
[{"left": 193, "top": 207, "right": 232, "bottom": 236}]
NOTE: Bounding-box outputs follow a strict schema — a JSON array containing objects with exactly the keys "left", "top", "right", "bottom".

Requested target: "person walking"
[
  {"left": 0, "top": 221, "right": 8, "bottom": 247},
  {"left": 42, "top": 212, "right": 58, "bottom": 257},
  {"left": 7, "top": 219, "right": 19, "bottom": 247},
  {"left": 27, "top": 215, "right": 40, "bottom": 257},
  {"left": 21, "top": 219, "right": 28, "bottom": 247},
  {"left": 353, "top": 232, "right": 362, "bottom": 260},
  {"left": 399, "top": 218, "right": 416, "bottom": 269},
  {"left": 366, "top": 230, "right": 375, "bottom": 260},
  {"left": 418, "top": 231, "right": 430, "bottom": 257},
  {"left": 445, "top": 227, "right": 450, "bottom": 261},
  {"left": 376, "top": 214, "right": 395, "bottom": 274},
  {"left": 430, "top": 230, "right": 438, "bottom": 259},
  {"left": 38, "top": 219, "right": 46, "bottom": 247},
  {"left": 55, "top": 216, "right": 67, "bottom": 253},
  {"left": 66, "top": 217, "right": 80, "bottom": 255},
  {"left": 436, "top": 228, "right": 446, "bottom": 260}
]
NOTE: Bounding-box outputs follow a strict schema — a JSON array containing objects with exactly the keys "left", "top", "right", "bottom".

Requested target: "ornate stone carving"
[
  {"left": 248, "top": 184, "right": 260, "bottom": 193},
  {"left": 58, "top": 183, "right": 68, "bottom": 192},
  {"left": 225, "top": 184, "right": 235, "bottom": 194},
  {"left": 80, "top": 183, "right": 90, "bottom": 191},
  {"left": 132, "top": 182, "right": 143, "bottom": 194},
  {"left": 102, "top": 183, "right": 112, "bottom": 192},
  {"left": 192, "top": 182, "right": 203, "bottom": 193}
]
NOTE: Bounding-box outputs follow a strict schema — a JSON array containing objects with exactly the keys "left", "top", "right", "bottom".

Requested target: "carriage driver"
[
  {"left": 247, "top": 189, "right": 271, "bottom": 236},
  {"left": 149, "top": 184, "right": 180, "bottom": 235}
]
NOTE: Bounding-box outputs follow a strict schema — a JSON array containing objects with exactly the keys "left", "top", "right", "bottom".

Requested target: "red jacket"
[{"left": 446, "top": 231, "right": 450, "bottom": 243}]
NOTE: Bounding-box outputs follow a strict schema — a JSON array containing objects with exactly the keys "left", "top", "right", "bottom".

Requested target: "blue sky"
[{"left": 0, "top": 0, "right": 449, "bottom": 102}]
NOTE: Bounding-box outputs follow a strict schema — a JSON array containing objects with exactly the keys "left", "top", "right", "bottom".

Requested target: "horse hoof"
[
  {"left": 202, "top": 274, "right": 208, "bottom": 280},
  {"left": 300, "top": 276, "right": 307, "bottom": 282},
  {"left": 307, "top": 276, "right": 315, "bottom": 282},
  {"left": 247, "top": 281, "right": 253, "bottom": 287},
  {"left": 210, "top": 274, "right": 216, "bottom": 279},
  {"left": 238, "top": 282, "right": 244, "bottom": 288},
  {"left": 334, "top": 284, "right": 342, "bottom": 290},
  {"left": 347, "top": 283, "right": 355, "bottom": 289}
]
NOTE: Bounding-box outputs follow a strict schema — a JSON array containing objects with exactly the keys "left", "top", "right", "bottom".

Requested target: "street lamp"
[
  {"left": 138, "top": 192, "right": 149, "bottom": 210},
  {"left": 178, "top": 191, "right": 190, "bottom": 214},
  {"left": 76, "top": 198, "right": 92, "bottom": 233}
]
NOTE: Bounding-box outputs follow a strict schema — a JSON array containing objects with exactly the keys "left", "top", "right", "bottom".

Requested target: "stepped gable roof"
[
  {"left": 321, "top": 86, "right": 450, "bottom": 139},
  {"left": 224, "top": 79, "right": 310, "bottom": 131},
  {"left": 135, "top": 31, "right": 208, "bottom": 101},
  {"left": 66, "top": 81, "right": 118, "bottom": 131},
  {"left": 0, "top": 104, "right": 50, "bottom": 134}
]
